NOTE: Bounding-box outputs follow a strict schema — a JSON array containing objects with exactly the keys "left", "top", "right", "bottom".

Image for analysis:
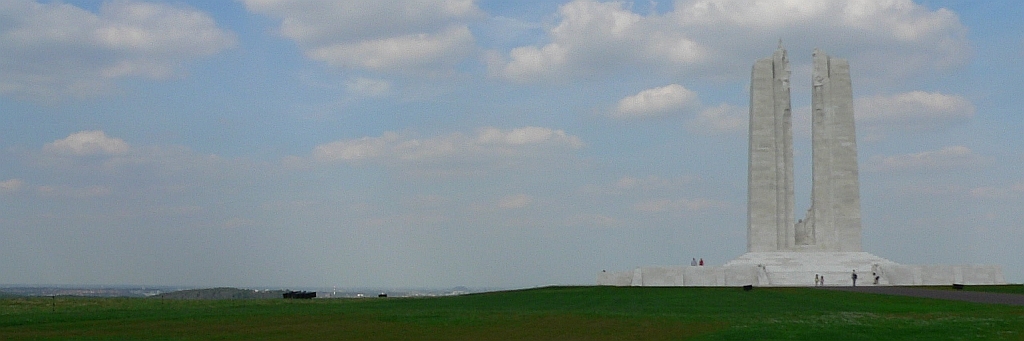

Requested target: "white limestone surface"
[
  {"left": 596, "top": 253, "right": 1006, "bottom": 287},
  {"left": 724, "top": 251, "right": 894, "bottom": 286},
  {"left": 596, "top": 265, "right": 760, "bottom": 287}
]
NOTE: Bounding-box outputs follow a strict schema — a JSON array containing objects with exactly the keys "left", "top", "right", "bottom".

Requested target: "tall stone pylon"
[
  {"left": 748, "top": 46, "right": 861, "bottom": 252},
  {"left": 798, "top": 49, "right": 862, "bottom": 252},
  {"left": 747, "top": 43, "right": 794, "bottom": 252}
]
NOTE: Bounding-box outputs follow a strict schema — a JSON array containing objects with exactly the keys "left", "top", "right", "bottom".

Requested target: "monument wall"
[
  {"left": 596, "top": 264, "right": 1005, "bottom": 287},
  {"left": 597, "top": 265, "right": 760, "bottom": 287}
]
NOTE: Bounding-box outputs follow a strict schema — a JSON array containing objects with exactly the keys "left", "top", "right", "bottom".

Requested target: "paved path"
[{"left": 821, "top": 286, "right": 1024, "bottom": 306}]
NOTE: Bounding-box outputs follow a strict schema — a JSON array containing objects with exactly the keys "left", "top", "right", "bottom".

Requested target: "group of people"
[
  {"left": 677, "top": 259, "right": 884, "bottom": 286},
  {"left": 814, "top": 270, "right": 881, "bottom": 286},
  {"left": 813, "top": 271, "right": 855, "bottom": 286}
]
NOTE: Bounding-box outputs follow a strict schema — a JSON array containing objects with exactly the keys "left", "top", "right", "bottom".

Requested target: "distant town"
[{"left": 0, "top": 285, "right": 489, "bottom": 299}]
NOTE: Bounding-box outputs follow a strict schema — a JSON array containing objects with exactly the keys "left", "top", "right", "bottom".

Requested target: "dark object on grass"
[
  {"left": 378, "top": 293, "right": 388, "bottom": 298},
  {"left": 952, "top": 284, "right": 965, "bottom": 290},
  {"left": 743, "top": 285, "right": 753, "bottom": 291},
  {"left": 283, "top": 291, "right": 316, "bottom": 299}
]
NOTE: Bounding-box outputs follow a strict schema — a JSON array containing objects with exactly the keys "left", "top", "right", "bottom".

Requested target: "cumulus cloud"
[
  {"left": 345, "top": 77, "right": 392, "bottom": 98},
  {"left": 490, "top": 0, "right": 705, "bottom": 81},
  {"left": 34, "top": 131, "right": 246, "bottom": 183},
  {"left": 489, "top": 0, "right": 967, "bottom": 82},
  {"left": 689, "top": 103, "right": 747, "bottom": 134},
  {"left": 306, "top": 26, "right": 474, "bottom": 71},
  {"left": 44, "top": 131, "right": 129, "bottom": 156},
  {"left": 0, "top": 0, "right": 235, "bottom": 99},
  {"left": 0, "top": 179, "right": 25, "bottom": 193},
  {"left": 866, "top": 146, "right": 989, "bottom": 172},
  {"left": 614, "top": 175, "right": 694, "bottom": 191},
  {"left": 790, "top": 92, "right": 973, "bottom": 142},
  {"left": 583, "top": 174, "right": 700, "bottom": 199},
  {"left": 476, "top": 126, "right": 584, "bottom": 148},
  {"left": 969, "top": 180, "right": 1024, "bottom": 199},
  {"left": 37, "top": 185, "right": 112, "bottom": 198},
  {"left": 969, "top": 182, "right": 1024, "bottom": 199},
  {"left": 498, "top": 194, "right": 532, "bottom": 209},
  {"left": 313, "top": 127, "right": 584, "bottom": 164},
  {"left": 610, "top": 84, "right": 745, "bottom": 135},
  {"left": 243, "top": 0, "right": 481, "bottom": 72},
  {"left": 612, "top": 84, "right": 698, "bottom": 119},
  {"left": 633, "top": 198, "right": 727, "bottom": 213},
  {"left": 564, "top": 213, "right": 619, "bottom": 228},
  {"left": 856, "top": 91, "right": 974, "bottom": 127}
]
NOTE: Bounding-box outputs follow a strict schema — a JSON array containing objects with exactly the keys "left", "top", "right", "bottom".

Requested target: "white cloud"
[
  {"left": 243, "top": 0, "right": 480, "bottom": 43},
  {"left": 969, "top": 181, "right": 1024, "bottom": 199},
  {"left": 612, "top": 84, "right": 698, "bottom": 119},
  {"left": 0, "top": 0, "right": 235, "bottom": 99},
  {"left": 564, "top": 213, "right": 619, "bottom": 228},
  {"left": 243, "top": 0, "right": 481, "bottom": 73},
  {"left": 970, "top": 187, "right": 1012, "bottom": 199},
  {"left": 491, "top": 0, "right": 705, "bottom": 81},
  {"left": 345, "top": 77, "right": 391, "bottom": 98},
  {"left": 856, "top": 91, "right": 974, "bottom": 127},
  {"left": 33, "top": 131, "right": 248, "bottom": 186},
  {"left": 633, "top": 198, "right": 727, "bottom": 213},
  {"left": 221, "top": 217, "right": 256, "bottom": 230},
  {"left": 44, "top": 131, "right": 129, "bottom": 156},
  {"left": 0, "top": 179, "right": 25, "bottom": 193},
  {"left": 676, "top": 0, "right": 969, "bottom": 75},
  {"left": 689, "top": 103, "right": 747, "bottom": 134},
  {"left": 475, "top": 126, "right": 584, "bottom": 147},
  {"left": 866, "top": 146, "right": 988, "bottom": 172},
  {"left": 794, "top": 92, "right": 974, "bottom": 142},
  {"left": 614, "top": 175, "right": 694, "bottom": 191},
  {"left": 490, "top": 0, "right": 967, "bottom": 82},
  {"left": 313, "top": 127, "right": 584, "bottom": 164},
  {"left": 498, "top": 194, "right": 532, "bottom": 209},
  {"left": 306, "top": 26, "right": 475, "bottom": 71},
  {"left": 37, "top": 184, "right": 112, "bottom": 198},
  {"left": 610, "top": 85, "right": 746, "bottom": 135}
]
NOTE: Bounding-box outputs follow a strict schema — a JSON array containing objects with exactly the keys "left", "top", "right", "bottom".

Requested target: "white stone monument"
[{"left": 598, "top": 44, "right": 1005, "bottom": 286}]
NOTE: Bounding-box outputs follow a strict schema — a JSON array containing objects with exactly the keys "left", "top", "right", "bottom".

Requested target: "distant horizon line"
[{"left": 0, "top": 283, "right": 519, "bottom": 291}]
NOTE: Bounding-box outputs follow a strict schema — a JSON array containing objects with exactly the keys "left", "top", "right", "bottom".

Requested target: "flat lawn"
[
  {"left": 2, "top": 286, "right": 1023, "bottom": 340},
  {"left": 920, "top": 284, "right": 1024, "bottom": 295}
]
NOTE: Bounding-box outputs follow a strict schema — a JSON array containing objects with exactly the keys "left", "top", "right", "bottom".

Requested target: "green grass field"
[{"left": 2, "top": 286, "right": 1023, "bottom": 340}]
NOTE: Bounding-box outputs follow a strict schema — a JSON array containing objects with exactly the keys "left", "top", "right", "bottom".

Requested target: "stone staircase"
[{"left": 726, "top": 251, "right": 896, "bottom": 286}]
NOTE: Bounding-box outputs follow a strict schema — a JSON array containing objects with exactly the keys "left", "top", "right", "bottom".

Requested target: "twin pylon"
[{"left": 747, "top": 44, "right": 862, "bottom": 253}]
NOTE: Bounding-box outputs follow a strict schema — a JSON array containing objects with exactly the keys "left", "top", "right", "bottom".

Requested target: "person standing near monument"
[
  {"left": 691, "top": 258, "right": 698, "bottom": 266},
  {"left": 699, "top": 258, "right": 704, "bottom": 266},
  {"left": 852, "top": 270, "right": 858, "bottom": 286},
  {"left": 815, "top": 274, "right": 820, "bottom": 286}
]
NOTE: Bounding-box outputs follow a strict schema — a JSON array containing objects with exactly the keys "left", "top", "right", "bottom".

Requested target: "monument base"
[{"left": 597, "top": 252, "right": 1005, "bottom": 287}]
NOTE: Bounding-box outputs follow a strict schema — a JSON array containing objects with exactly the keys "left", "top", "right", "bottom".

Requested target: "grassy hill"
[{"left": 1, "top": 286, "right": 1022, "bottom": 340}]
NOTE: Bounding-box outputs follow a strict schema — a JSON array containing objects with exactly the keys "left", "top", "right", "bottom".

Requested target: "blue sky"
[{"left": 1, "top": 0, "right": 1022, "bottom": 288}]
